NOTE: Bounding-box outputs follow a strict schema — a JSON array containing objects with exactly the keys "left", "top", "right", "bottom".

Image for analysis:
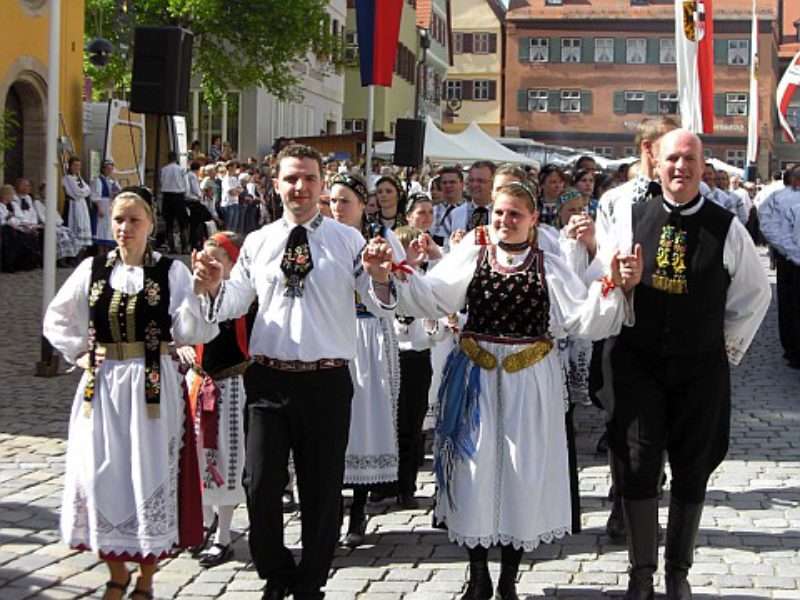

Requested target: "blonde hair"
[
  {"left": 494, "top": 183, "right": 540, "bottom": 247},
  {"left": 0, "top": 184, "right": 15, "bottom": 199},
  {"left": 112, "top": 191, "right": 155, "bottom": 224},
  {"left": 394, "top": 225, "right": 422, "bottom": 248}
]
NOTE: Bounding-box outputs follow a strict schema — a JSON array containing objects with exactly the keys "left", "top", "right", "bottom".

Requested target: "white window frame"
[
  {"left": 445, "top": 80, "right": 462, "bottom": 100},
  {"left": 545, "top": 0, "right": 563, "bottom": 4},
  {"left": 474, "top": 32, "right": 490, "bottom": 54},
  {"left": 529, "top": 38, "right": 549, "bottom": 63},
  {"left": 473, "top": 80, "right": 490, "bottom": 101},
  {"left": 624, "top": 146, "right": 637, "bottom": 158},
  {"left": 624, "top": 90, "right": 645, "bottom": 113},
  {"left": 453, "top": 32, "right": 463, "bottom": 54},
  {"left": 728, "top": 40, "right": 749, "bottom": 66},
  {"left": 726, "top": 149, "right": 746, "bottom": 169},
  {"left": 527, "top": 89, "right": 548, "bottom": 112},
  {"left": 593, "top": 146, "right": 614, "bottom": 158},
  {"left": 660, "top": 38, "right": 676, "bottom": 64},
  {"left": 560, "top": 89, "right": 582, "bottom": 113},
  {"left": 595, "top": 38, "right": 614, "bottom": 63},
  {"left": 626, "top": 38, "right": 647, "bottom": 64},
  {"left": 561, "top": 38, "right": 581, "bottom": 63},
  {"left": 658, "top": 91, "right": 679, "bottom": 114},
  {"left": 726, "top": 93, "right": 748, "bottom": 116}
]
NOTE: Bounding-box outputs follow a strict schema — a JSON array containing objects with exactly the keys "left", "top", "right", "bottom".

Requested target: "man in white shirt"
[
  {"left": 758, "top": 165, "right": 800, "bottom": 368},
  {"left": 159, "top": 151, "right": 188, "bottom": 253},
  {"left": 192, "top": 144, "right": 394, "bottom": 600},
  {"left": 607, "top": 129, "right": 770, "bottom": 600},
  {"left": 441, "top": 161, "right": 495, "bottom": 250},
  {"left": 430, "top": 166, "right": 465, "bottom": 246}
]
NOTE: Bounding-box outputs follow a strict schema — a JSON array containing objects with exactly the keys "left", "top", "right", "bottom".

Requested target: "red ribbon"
[
  {"left": 391, "top": 260, "right": 414, "bottom": 275},
  {"left": 599, "top": 275, "right": 617, "bottom": 299}
]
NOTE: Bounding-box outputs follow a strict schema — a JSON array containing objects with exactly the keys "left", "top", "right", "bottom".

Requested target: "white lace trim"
[
  {"left": 343, "top": 471, "right": 399, "bottom": 485},
  {"left": 444, "top": 526, "right": 571, "bottom": 552}
]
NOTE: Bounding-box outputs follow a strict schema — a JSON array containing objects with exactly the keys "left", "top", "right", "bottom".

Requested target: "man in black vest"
[{"left": 607, "top": 129, "right": 770, "bottom": 600}]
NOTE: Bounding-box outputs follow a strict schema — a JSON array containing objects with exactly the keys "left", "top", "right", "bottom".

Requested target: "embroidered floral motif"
[
  {"left": 104, "top": 249, "right": 118, "bottom": 268},
  {"left": 89, "top": 280, "right": 106, "bottom": 307},
  {"left": 143, "top": 279, "right": 161, "bottom": 307},
  {"left": 653, "top": 225, "right": 688, "bottom": 294},
  {"left": 143, "top": 321, "right": 161, "bottom": 351}
]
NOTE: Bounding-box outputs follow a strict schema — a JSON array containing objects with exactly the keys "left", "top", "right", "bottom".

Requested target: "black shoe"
[
  {"left": 398, "top": 493, "right": 420, "bottom": 509},
  {"left": 261, "top": 588, "right": 287, "bottom": 600},
  {"left": 189, "top": 516, "right": 218, "bottom": 557},
  {"left": 343, "top": 513, "right": 367, "bottom": 548},
  {"left": 496, "top": 565, "right": 520, "bottom": 600},
  {"left": 369, "top": 490, "right": 390, "bottom": 503},
  {"left": 198, "top": 542, "right": 234, "bottom": 568},
  {"left": 623, "top": 499, "right": 659, "bottom": 600},
  {"left": 664, "top": 497, "right": 703, "bottom": 600},
  {"left": 462, "top": 561, "right": 493, "bottom": 600}
]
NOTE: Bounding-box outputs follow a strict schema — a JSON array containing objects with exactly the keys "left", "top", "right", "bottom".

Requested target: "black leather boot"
[
  {"left": 664, "top": 497, "right": 703, "bottom": 600},
  {"left": 496, "top": 545, "right": 522, "bottom": 600},
  {"left": 462, "top": 547, "right": 493, "bottom": 600},
  {"left": 623, "top": 498, "right": 659, "bottom": 600},
  {"left": 606, "top": 450, "right": 627, "bottom": 544},
  {"left": 343, "top": 509, "right": 366, "bottom": 548}
]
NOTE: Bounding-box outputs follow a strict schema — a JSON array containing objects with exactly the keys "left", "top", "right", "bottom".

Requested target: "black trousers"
[
  {"left": 161, "top": 192, "right": 188, "bottom": 250},
  {"left": 397, "top": 349, "right": 433, "bottom": 496},
  {"left": 608, "top": 341, "right": 730, "bottom": 503},
  {"left": 242, "top": 363, "right": 353, "bottom": 594},
  {"left": 775, "top": 253, "right": 799, "bottom": 362}
]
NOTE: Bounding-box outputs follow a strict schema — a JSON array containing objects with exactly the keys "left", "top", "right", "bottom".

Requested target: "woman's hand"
[
  {"left": 176, "top": 345, "right": 197, "bottom": 366},
  {"left": 572, "top": 214, "right": 596, "bottom": 258},
  {"left": 362, "top": 236, "right": 394, "bottom": 284},
  {"left": 418, "top": 233, "right": 442, "bottom": 260},
  {"left": 192, "top": 249, "right": 223, "bottom": 296},
  {"left": 450, "top": 229, "right": 467, "bottom": 247},
  {"left": 610, "top": 244, "right": 643, "bottom": 293}
]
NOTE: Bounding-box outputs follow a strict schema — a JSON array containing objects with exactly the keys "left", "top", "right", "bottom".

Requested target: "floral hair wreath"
[{"left": 331, "top": 174, "right": 368, "bottom": 203}]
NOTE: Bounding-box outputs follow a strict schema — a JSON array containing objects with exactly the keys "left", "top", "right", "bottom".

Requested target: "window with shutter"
[
  {"left": 643, "top": 92, "right": 659, "bottom": 114},
  {"left": 463, "top": 33, "right": 474, "bottom": 54},
  {"left": 517, "top": 89, "right": 528, "bottom": 112},
  {"left": 595, "top": 38, "right": 614, "bottom": 63},
  {"left": 728, "top": 40, "right": 749, "bottom": 66},
  {"left": 613, "top": 91, "right": 626, "bottom": 114},
  {"left": 582, "top": 38, "right": 595, "bottom": 63},
  {"left": 627, "top": 39, "right": 646, "bottom": 64},
  {"left": 454, "top": 32, "right": 463, "bottom": 54},
  {"left": 562, "top": 38, "right": 581, "bottom": 63},
  {"left": 614, "top": 38, "right": 627, "bottom": 64},
  {"left": 713, "top": 39, "right": 727, "bottom": 65},
  {"left": 530, "top": 38, "right": 549, "bottom": 62},
  {"left": 518, "top": 37, "right": 530, "bottom": 63},
  {"left": 561, "top": 90, "right": 581, "bottom": 112},
  {"left": 624, "top": 91, "right": 645, "bottom": 113},
  {"left": 646, "top": 38, "right": 660, "bottom": 64},
  {"left": 473, "top": 80, "right": 491, "bottom": 101},
  {"left": 550, "top": 37, "right": 562, "bottom": 63},
  {"left": 489, "top": 81, "right": 497, "bottom": 101},
  {"left": 528, "top": 89, "right": 549, "bottom": 112},
  {"left": 713, "top": 93, "right": 726, "bottom": 116},
  {"left": 548, "top": 90, "right": 561, "bottom": 113},
  {"left": 581, "top": 90, "right": 592, "bottom": 113},
  {"left": 474, "top": 33, "right": 490, "bottom": 54},
  {"left": 462, "top": 80, "right": 474, "bottom": 101},
  {"left": 660, "top": 38, "right": 676, "bottom": 64},
  {"left": 445, "top": 80, "right": 462, "bottom": 100},
  {"left": 489, "top": 34, "right": 498, "bottom": 54},
  {"left": 658, "top": 91, "right": 679, "bottom": 114},
  {"left": 726, "top": 93, "right": 748, "bottom": 116}
]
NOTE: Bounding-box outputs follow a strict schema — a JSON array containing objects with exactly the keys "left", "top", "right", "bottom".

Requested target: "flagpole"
[
  {"left": 746, "top": 0, "right": 759, "bottom": 171},
  {"left": 366, "top": 85, "right": 374, "bottom": 176}
]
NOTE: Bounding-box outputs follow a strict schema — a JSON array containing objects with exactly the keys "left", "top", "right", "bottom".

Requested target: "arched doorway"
[{"left": 2, "top": 75, "right": 46, "bottom": 189}]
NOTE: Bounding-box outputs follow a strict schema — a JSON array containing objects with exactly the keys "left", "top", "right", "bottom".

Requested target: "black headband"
[
  {"left": 500, "top": 181, "right": 540, "bottom": 213},
  {"left": 405, "top": 192, "right": 431, "bottom": 214},
  {"left": 331, "top": 174, "right": 368, "bottom": 202}
]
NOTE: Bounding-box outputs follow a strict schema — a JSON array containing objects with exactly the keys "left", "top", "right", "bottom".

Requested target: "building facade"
[
  {"left": 187, "top": 0, "right": 347, "bottom": 160},
  {"left": 505, "top": 0, "right": 779, "bottom": 173},
  {"left": 2, "top": 0, "right": 85, "bottom": 189},
  {"left": 416, "top": 0, "right": 453, "bottom": 126},
  {"left": 442, "top": 0, "right": 505, "bottom": 135}
]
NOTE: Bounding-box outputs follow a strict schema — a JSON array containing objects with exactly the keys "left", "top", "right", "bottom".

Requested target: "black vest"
[{"left": 619, "top": 197, "right": 732, "bottom": 356}]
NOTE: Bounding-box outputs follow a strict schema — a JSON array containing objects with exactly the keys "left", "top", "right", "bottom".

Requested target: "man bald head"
[{"left": 657, "top": 129, "right": 704, "bottom": 204}]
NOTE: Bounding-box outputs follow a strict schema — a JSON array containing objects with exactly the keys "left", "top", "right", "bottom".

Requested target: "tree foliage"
[{"left": 84, "top": 0, "right": 339, "bottom": 107}]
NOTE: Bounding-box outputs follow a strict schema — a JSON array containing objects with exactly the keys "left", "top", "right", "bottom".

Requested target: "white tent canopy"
[{"left": 374, "top": 116, "right": 538, "bottom": 167}]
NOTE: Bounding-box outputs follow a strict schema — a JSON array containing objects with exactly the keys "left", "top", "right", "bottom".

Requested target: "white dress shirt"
[
  {"left": 200, "top": 213, "right": 395, "bottom": 362},
  {"left": 185, "top": 171, "right": 201, "bottom": 201},
  {"left": 220, "top": 175, "right": 242, "bottom": 207},
  {"left": 160, "top": 163, "right": 187, "bottom": 194},
  {"left": 758, "top": 185, "right": 800, "bottom": 258}
]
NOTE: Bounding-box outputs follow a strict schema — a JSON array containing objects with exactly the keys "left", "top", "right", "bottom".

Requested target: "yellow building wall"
[
  {"left": 443, "top": 0, "right": 502, "bottom": 134},
  {"left": 1, "top": 1, "right": 85, "bottom": 184}
]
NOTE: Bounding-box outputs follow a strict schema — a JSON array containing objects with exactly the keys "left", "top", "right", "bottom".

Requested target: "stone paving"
[{"left": 0, "top": 250, "right": 798, "bottom": 599}]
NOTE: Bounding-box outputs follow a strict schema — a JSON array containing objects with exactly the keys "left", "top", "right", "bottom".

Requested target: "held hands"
[
  {"left": 567, "top": 214, "right": 596, "bottom": 256},
  {"left": 192, "top": 249, "right": 223, "bottom": 296},
  {"left": 362, "top": 236, "right": 394, "bottom": 284},
  {"left": 408, "top": 233, "right": 442, "bottom": 265},
  {"left": 449, "top": 229, "right": 467, "bottom": 247},
  {"left": 610, "top": 244, "right": 643, "bottom": 293},
  {"left": 175, "top": 345, "right": 197, "bottom": 366}
]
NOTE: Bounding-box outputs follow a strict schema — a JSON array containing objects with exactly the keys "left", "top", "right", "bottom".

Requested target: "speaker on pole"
[
  {"left": 130, "top": 26, "right": 193, "bottom": 115},
  {"left": 394, "top": 118, "right": 426, "bottom": 167}
]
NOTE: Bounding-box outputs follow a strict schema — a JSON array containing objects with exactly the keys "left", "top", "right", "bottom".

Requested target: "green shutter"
[
  {"left": 646, "top": 38, "right": 660, "bottom": 64},
  {"left": 582, "top": 38, "right": 594, "bottom": 63},
  {"left": 548, "top": 90, "right": 561, "bottom": 113},
  {"left": 517, "top": 89, "right": 528, "bottom": 111},
  {"left": 644, "top": 92, "right": 659, "bottom": 114},
  {"left": 613, "top": 91, "right": 626, "bottom": 114},
  {"left": 714, "top": 93, "right": 726, "bottom": 116},
  {"left": 550, "top": 37, "right": 561, "bottom": 63},
  {"left": 714, "top": 39, "right": 727, "bottom": 65},
  {"left": 614, "top": 38, "right": 627, "bottom": 64},
  {"left": 581, "top": 90, "right": 593, "bottom": 114},
  {"left": 518, "top": 37, "right": 530, "bottom": 63}
]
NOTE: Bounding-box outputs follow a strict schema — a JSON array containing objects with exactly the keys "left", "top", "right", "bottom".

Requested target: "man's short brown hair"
[
  {"left": 634, "top": 116, "right": 679, "bottom": 150},
  {"left": 275, "top": 144, "right": 323, "bottom": 178}
]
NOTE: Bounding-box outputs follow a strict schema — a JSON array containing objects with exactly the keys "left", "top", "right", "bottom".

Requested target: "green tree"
[
  {"left": 0, "top": 110, "right": 20, "bottom": 168},
  {"left": 85, "top": 0, "right": 340, "bottom": 107}
]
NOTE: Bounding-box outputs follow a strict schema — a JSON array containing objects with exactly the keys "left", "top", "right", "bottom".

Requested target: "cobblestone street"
[{"left": 0, "top": 251, "right": 798, "bottom": 599}]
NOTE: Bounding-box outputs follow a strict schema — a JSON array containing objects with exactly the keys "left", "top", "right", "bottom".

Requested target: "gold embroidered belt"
[
  {"left": 96, "top": 342, "right": 170, "bottom": 361},
  {"left": 209, "top": 360, "right": 252, "bottom": 381},
  {"left": 253, "top": 356, "right": 347, "bottom": 372},
  {"left": 459, "top": 336, "right": 553, "bottom": 374}
]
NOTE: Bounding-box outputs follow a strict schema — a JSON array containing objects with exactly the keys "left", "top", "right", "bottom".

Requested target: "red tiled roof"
[{"left": 417, "top": 0, "right": 432, "bottom": 28}]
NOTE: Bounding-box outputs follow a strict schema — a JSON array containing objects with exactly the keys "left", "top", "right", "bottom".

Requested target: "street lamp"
[{"left": 414, "top": 28, "right": 431, "bottom": 121}]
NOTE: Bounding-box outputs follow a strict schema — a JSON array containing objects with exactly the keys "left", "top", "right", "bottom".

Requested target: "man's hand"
[
  {"left": 610, "top": 244, "right": 643, "bottom": 293},
  {"left": 571, "top": 214, "right": 596, "bottom": 257},
  {"left": 362, "top": 236, "right": 394, "bottom": 283},
  {"left": 192, "top": 249, "right": 223, "bottom": 296}
]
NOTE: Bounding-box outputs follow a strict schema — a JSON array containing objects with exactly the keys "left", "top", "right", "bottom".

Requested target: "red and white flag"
[
  {"left": 777, "top": 50, "right": 800, "bottom": 144},
  {"left": 675, "top": 0, "right": 715, "bottom": 134},
  {"left": 746, "top": 0, "right": 759, "bottom": 163}
]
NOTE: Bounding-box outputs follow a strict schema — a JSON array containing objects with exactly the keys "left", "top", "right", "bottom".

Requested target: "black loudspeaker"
[
  {"left": 130, "top": 26, "right": 193, "bottom": 115},
  {"left": 394, "top": 118, "right": 426, "bottom": 167},
  {"left": 744, "top": 164, "right": 758, "bottom": 183}
]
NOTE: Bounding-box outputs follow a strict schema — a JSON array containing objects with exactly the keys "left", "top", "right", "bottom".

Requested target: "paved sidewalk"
[{"left": 0, "top": 252, "right": 798, "bottom": 599}]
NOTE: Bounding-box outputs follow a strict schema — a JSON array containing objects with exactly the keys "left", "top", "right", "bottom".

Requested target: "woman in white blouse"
[
  {"left": 61, "top": 156, "right": 93, "bottom": 252},
  {"left": 44, "top": 192, "right": 217, "bottom": 600},
  {"left": 368, "top": 183, "right": 641, "bottom": 600}
]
